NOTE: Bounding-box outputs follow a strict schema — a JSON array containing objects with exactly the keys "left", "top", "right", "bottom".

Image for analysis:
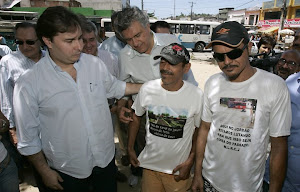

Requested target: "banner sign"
[{"left": 258, "top": 19, "right": 300, "bottom": 28}]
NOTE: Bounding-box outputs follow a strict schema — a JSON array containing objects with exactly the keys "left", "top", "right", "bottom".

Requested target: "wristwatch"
[{"left": 0, "top": 119, "right": 7, "bottom": 129}]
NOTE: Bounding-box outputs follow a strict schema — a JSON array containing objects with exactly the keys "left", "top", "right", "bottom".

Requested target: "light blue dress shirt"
[{"left": 282, "top": 72, "right": 300, "bottom": 192}]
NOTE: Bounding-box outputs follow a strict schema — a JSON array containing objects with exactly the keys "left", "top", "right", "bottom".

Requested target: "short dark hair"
[
  {"left": 257, "top": 35, "right": 275, "bottom": 49},
  {"left": 36, "top": 6, "right": 81, "bottom": 45},
  {"left": 150, "top": 21, "right": 170, "bottom": 33},
  {"left": 14, "top": 22, "right": 36, "bottom": 35}
]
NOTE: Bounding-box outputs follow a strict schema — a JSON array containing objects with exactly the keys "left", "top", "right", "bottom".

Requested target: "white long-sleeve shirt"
[
  {"left": 14, "top": 51, "right": 126, "bottom": 178},
  {"left": 0, "top": 50, "right": 44, "bottom": 128}
]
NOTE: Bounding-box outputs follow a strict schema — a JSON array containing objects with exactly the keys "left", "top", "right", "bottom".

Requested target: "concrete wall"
[
  {"left": 245, "top": 10, "right": 260, "bottom": 25},
  {"left": 227, "top": 9, "right": 246, "bottom": 24}
]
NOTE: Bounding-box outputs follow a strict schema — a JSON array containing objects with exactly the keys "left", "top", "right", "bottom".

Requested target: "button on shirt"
[
  {"left": 0, "top": 50, "right": 44, "bottom": 128},
  {"left": 13, "top": 51, "right": 126, "bottom": 178},
  {"left": 282, "top": 72, "right": 300, "bottom": 191},
  {"left": 119, "top": 32, "right": 198, "bottom": 100}
]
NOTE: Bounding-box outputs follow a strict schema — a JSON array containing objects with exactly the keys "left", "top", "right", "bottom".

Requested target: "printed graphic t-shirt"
[
  {"left": 132, "top": 79, "right": 203, "bottom": 174},
  {"left": 202, "top": 68, "right": 291, "bottom": 192}
]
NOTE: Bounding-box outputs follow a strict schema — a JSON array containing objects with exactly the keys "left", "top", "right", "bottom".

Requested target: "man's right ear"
[{"left": 42, "top": 37, "right": 52, "bottom": 49}]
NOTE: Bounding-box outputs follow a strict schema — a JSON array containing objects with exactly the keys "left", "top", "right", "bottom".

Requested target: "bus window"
[
  {"left": 196, "top": 25, "right": 210, "bottom": 34},
  {"left": 170, "top": 24, "right": 179, "bottom": 34},
  {"left": 180, "top": 24, "right": 194, "bottom": 34},
  {"left": 104, "top": 22, "right": 112, "bottom": 33}
]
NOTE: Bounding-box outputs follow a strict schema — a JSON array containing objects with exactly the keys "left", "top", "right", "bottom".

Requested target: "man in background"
[
  {"left": 256, "top": 35, "right": 276, "bottom": 59},
  {"left": 150, "top": 21, "right": 171, "bottom": 34},
  {"left": 275, "top": 50, "right": 300, "bottom": 80},
  {"left": 99, "top": 11, "right": 126, "bottom": 57},
  {"left": 0, "top": 22, "right": 43, "bottom": 183}
]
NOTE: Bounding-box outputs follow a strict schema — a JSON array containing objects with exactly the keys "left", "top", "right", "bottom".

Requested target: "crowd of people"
[{"left": 0, "top": 5, "right": 299, "bottom": 192}]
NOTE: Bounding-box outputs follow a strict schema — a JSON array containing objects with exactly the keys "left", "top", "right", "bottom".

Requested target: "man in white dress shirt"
[
  {"left": 0, "top": 22, "right": 43, "bottom": 145},
  {"left": 13, "top": 6, "right": 141, "bottom": 192}
]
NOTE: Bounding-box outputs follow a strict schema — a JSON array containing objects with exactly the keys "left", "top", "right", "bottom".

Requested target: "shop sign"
[{"left": 258, "top": 19, "right": 300, "bottom": 28}]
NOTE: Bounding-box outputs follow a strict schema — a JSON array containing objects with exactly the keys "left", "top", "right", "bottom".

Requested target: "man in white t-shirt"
[
  {"left": 191, "top": 21, "right": 291, "bottom": 192},
  {"left": 129, "top": 43, "right": 203, "bottom": 192}
]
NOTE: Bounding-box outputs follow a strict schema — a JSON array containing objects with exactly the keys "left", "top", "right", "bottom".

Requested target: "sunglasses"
[
  {"left": 213, "top": 44, "right": 248, "bottom": 62},
  {"left": 15, "top": 39, "right": 38, "bottom": 45},
  {"left": 278, "top": 58, "right": 298, "bottom": 68}
]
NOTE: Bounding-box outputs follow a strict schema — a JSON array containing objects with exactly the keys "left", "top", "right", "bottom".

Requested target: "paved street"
[{"left": 19, "top": 51, "right": 221, "bottom": 192}]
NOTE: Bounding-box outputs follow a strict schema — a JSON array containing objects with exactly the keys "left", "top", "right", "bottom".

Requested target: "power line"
[{"left": 235, "top": 0, "right": 254, "bottom": 8}]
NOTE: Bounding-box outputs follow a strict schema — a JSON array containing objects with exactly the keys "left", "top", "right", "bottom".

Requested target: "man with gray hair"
[
  {"left": 114, "top": 6, "right": 198, "bottom": 186},
  {"left": 80, "top": 18, "right": 119, "bottom": 78}
]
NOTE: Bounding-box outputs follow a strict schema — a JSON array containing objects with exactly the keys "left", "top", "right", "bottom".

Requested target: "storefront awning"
[{"left": 258, "top": 26, "right": 279, "bottom": 34}]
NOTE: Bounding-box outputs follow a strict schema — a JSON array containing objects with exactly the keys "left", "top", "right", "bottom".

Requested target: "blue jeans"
[{"left": 0, "top": 155, "right": 19, "bottom": 192}]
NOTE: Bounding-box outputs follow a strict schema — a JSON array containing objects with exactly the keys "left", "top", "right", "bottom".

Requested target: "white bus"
[
  {"left": 165, "top": 20, "right": 220, "bottom": 52},
  {"left": 101, "top": 18, "right": 220, "bottom": 52}
]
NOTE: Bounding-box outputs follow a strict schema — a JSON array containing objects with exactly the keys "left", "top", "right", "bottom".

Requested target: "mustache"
[
  {"left": 278, "top": 67, "right": 290, "bottom": 73},
  {"left": 222, "top": 64, "right": 238, "bottom": 70},
  {"left": 160, "top": 70, "right": 173, "bottom": 75}
]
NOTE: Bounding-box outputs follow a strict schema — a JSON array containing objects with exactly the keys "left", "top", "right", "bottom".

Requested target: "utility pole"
[
  {"left": 174, "top": 0, "right": 176, "bottom": 19},
  {"left": 127, "top": 0, "right": 130, "bottom": 8},
  {"left": 189, "top": 1, "right": 195, "bottom": 20},
  {"left": 142, "top": 0, "right": 144, "bottom": 11},
  {"left": 278, "top": 0, "right": 287, "bottom": 41}
]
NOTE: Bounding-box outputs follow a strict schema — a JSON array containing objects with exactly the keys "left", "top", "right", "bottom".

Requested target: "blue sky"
[{"left": 130, "top": 0, "right": 272, "bottom": 19}]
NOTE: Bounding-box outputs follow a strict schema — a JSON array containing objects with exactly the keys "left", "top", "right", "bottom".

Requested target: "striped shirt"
[{"left": 0, "top": 50, "right": 44, "bottom": 128}]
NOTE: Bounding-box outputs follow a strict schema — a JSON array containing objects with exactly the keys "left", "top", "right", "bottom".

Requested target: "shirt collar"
[
  {"left": 45, "top": 49, "right": 81, "bottom": 71},
  {"left": 18, "top": 49, "right": 45, "bottom": 63}
]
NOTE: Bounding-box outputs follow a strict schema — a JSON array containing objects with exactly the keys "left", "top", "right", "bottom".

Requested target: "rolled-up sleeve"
[{"left": 13, "top": 77, "right": 42, "bottom": 156}]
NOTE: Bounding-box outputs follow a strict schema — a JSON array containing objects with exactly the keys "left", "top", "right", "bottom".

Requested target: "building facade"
[
  {"left": 227, "top": 9, "right": 246, "bottom": 24},
  {"left": 245, "top": 6, "right": 260, "bottom": 26},
  {"left": 218, "top": 7, "right": 234, "bottom": 21},
  {"left": 259, "top": 0, "right": 300, "bottom": 28}
]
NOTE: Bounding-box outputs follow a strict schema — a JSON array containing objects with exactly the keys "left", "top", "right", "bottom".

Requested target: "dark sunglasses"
[
  {"left": 213, "top": 43, "right": 248, "bottom": 62},
  {"left": 278, "top": 58, "right": 298, "bottom": 68},
  {"left": 15, "top": 39, "right": 38, "bottom": 45}
]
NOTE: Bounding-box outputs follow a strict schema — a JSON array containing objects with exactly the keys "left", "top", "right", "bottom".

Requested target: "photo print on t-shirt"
[
  {"left": 217, "top": 97, "right": 257, "bottom": 152},
  {"left": 147, "top": 105, "right": 187, "bottom": 139},
  {"left": 220, "top": 97, "right": 257, "bottom": 128}
]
